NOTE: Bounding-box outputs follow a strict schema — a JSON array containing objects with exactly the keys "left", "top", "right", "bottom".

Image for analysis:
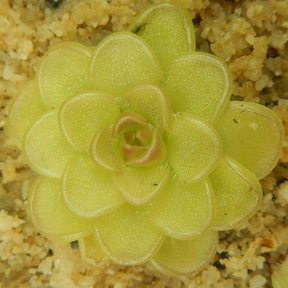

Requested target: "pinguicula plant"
[{"left": 9, "top": 3, "right": 283, "bottom": 275}]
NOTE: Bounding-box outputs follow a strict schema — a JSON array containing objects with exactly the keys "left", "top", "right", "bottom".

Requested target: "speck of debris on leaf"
[
  {"left": 45, "top": 0, "right": 64, "bottom": 9},
  {"left": 70, "top": 240, "right": 79, "bottom": 249}
]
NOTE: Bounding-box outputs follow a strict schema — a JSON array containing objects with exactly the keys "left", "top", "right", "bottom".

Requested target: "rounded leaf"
[
  {"left": 37, "top": 42, "right": 92, "bottom": 108},
  {"left": 59, "top": 91, "right": 120, "bottom": 151},
  {"left": 28, "top": 176, "right": 92, "bottom": 242},
  {"left": 90, "top": 32, "right": 163, "bottom": 95},
  {"left": 209, "top": 156, "right": 263, "bottom": 231},
  {"left": 215, "top": 101, "right": 284, "bottom": 179},
  {"left": 128, "top": 3, "right": 195, "bottom": 68},
  {"left": 24, "top": 110, "right": 75, "bottom": 179},
  {"left": 112, "top": 164, "right": 170, "bottom": 205},
  {"left": 123, "top": 84, "right": 172, "bottom": 130},
  {"left": 90, "top": 125, "right": 125, "bottom": 171},
  {"left": 9, "top": 81, "right": 46, "bottom": 148},
  {"left": 168, "top": 112, "right": 222, "bottom": 182},
  {"left": 149, "top": 177, "right": 214, "bottom": 239},
  {"left": 62, "top": 155, "right": 124, "bottom": 218},
  {"left": 151, "top": 230, "right": 218, "bottom": 275},
  {"left": 94, "top": 204, "right": 164, "bottom": 265},
  {"left": 165, "top": 53, "right": 232, "bottom": 123}
]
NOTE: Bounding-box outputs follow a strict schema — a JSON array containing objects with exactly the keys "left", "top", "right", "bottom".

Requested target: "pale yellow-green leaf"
[
  {"left": 149, "top": 177, "right": 214, "bottom": 239},
  {"left": 94, "top": 204, "right": 164, "bottom": 265},
  {"left": 9, "top": 81, "right": 46, "bottom": 148},
  {"left": 215, "top": 101, "right": 284, "bottom": 179},
  {"left": 28, "top": 176, "right": 92, "bottom": 242},
  {"left": 90, "top": 32, "right": 163, "bottom": 95},
  {"left": 62, "top": 155, "right": 124, "bottom": 218},
  {"left": 79, "top": 234, "right": 105, "bottom": 264},
  {"left": 37, "top": 42, "right": 92, "bottom": 108},
  {"left": 112, "top": 164, "right": 170, "bottom": 205},
  {"left": 209, "top": 156, "right": 262, "bottom": 231},
  {"left": 151, "top": 230, "right": 218, "bottom": 275},
  {"left": 271, "top": 257, "right": 288, "bottom": 288},
  {"left": 165, "top": 53, "right": 232, "bottom": 123},
  {"left": 123, "top": 84, "right": 172, "bottom": 130},
  {"left": 59, "top": 91, "right": 120, "bottom": 151},
  {"left": 90, "top": 125, "right": 125, "bottom": 171},
  {"left": 168, "top": 112, "right": 222, "bottom": 182},
  {"left": 24, "top": 110, "right": 75, "bottom": 178},
  {"left": 128, "top": 2, "right": 195, "bottom": 68}
]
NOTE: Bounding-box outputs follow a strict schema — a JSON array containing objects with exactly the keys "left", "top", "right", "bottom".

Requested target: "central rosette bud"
[
  {"left": 113, "top": 112, "right": 166, "bottom": 166},
  {"left": 91, "top": 110, "right": 166, "bottom": 171}
]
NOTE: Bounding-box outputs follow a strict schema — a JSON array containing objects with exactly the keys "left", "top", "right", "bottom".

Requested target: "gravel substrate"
[{"left": 1, "top": 0, "right": 288, "bottom": 287}]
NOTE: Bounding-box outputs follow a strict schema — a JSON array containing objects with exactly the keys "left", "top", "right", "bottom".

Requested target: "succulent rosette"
[{"left": 9, "top": 3, "right": 283, "bottom": 275}]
